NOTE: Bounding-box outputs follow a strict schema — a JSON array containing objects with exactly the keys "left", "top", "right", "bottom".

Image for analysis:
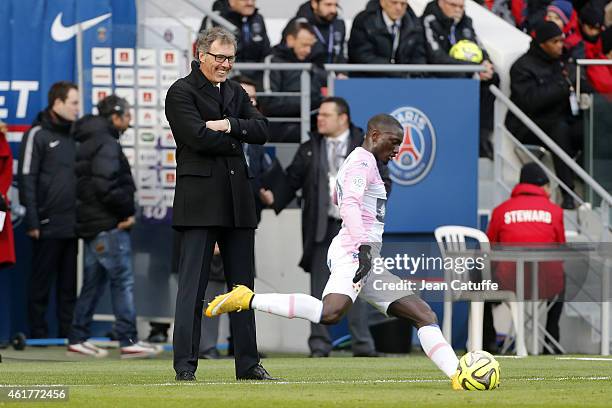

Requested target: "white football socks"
[
  {"left": 417, "top": 324, "right": 459, "bottom": 378},
  {"left": 251, "top": 293, "right": 323, "bottom": 323}
]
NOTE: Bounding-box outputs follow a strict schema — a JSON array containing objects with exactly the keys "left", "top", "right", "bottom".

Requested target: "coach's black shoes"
[
  {"left": 175, "top": 371, "right": 196, "bottom": 381},
  {"left": 237, "top": 363, "right": 279, "bottom": 381}
]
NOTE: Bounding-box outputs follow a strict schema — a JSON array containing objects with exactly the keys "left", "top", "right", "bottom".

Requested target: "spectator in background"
[
  {"left": 260, "top": 20, "right": 327, "bottom": 142},
  {"left": 421, "top": 0, "right": 500, "bottom": 159},
  {"left": 348, "top": 0, "right": 426, "bottom": 76},
  {"left": 578, "top": 2, "right": 606, "bottom": 56},
  {"left": 0, "top": 121, "right": 15, "bottom": 268},
  {"left": 505, "top": 22, "right": 582, "bottom": 209},
  {"left": 486, "top": 162, "right": 566, "bottom": 354},
  {"left": 474, "top": 0, "right": 516, "bottom": 25},
  {"left": 546, "top": 1, "right": 595, "bottom": 95},
  {"left": 283, "top": 0, "right": 347, "bottom": 64},
  {"left": 547, "top": 0, "right": 582, "bottom": 58},
  {"left": 199, "top": 75, "right": 273, "bottom": 359},
  {"left": 67, "top": 95, "right": 160, "bottom": 359},
  {"left": 17, "top": 81, "right": 79, "bottom": 339},
  {"left": 586, "top": 27, "right": 612, "bottom": 95},
  {"left": 521, "top": 0, "right": 554, "bottom": 32},
  {"left": 199, "top": 0, "right": 271, "bottom": 88},
  {"left": 260, "top": 97, "right": 389, "bottom": 357}
]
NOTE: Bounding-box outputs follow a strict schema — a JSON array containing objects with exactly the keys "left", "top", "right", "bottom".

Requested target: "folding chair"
[{"left": 434, "top": 225, "right": 527, "bottom": 355}]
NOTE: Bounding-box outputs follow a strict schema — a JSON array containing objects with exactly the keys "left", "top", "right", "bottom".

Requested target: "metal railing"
[
  {"left": 576, "top": 59, "right": 612, "bottom": 98},
  {"left": 324, "top": 63, "right": 485, "bottom": 95},
  {"left": 490, "top": 84, "right": 612, "bottom": 241},
  {"left": 235, "top": 63, "right": 485, "bottom": 142},
  {"left": 492, "top": 85, "right": 612, "bottom": 354},
  {"left": 234, "top": 62, "right": 312, "bottom": 142}
]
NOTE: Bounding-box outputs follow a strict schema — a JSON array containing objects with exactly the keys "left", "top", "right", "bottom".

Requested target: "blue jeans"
[{"left": 69, "top": 229, "right": 138, "bottom": 347}]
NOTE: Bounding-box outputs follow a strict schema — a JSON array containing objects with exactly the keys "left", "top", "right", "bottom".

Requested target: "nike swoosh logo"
[
  {"left": 51, "top": 12, "right": 112, "bottom": 42},
  {"left": 49, "top": 140, "right": 60, "bottom": 148}
]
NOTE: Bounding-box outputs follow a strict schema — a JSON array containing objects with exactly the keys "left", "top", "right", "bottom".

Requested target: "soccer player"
[{"left": 206, "top": 114, "right": 461, "bottom": 389}]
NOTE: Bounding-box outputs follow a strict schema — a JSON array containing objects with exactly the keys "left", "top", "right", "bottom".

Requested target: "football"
[
  {"left": 457, "top": 350, "right": 500, "bottom": 390},
  {"left": 449, "top": 40, "right": 484, "bottom": 64}
]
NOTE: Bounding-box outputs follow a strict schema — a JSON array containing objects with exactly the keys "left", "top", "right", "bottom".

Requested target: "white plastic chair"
[{"left": 434, "top": 225, "right": 527, "bottom": 355}]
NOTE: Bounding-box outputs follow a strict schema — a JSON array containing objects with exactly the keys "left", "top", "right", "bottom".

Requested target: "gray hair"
[{"left": 196, "top": 26, "right": 237, "bottom": 56}]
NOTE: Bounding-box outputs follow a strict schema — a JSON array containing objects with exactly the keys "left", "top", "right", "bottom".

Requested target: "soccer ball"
[
  {"left": 449, "top": 40, "right": 484, "bottom": 64},
  {"left": 456, "top": 350, "right": 500, "bottom": 390}
]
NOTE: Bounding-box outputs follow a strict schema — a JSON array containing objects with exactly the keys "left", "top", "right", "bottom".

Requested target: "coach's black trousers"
[
  {"left": 173, "top": 227, "right": 259, "bottom": 377},
  {"left": 28, "top": 238, "right": 77, "bottom": 338}
]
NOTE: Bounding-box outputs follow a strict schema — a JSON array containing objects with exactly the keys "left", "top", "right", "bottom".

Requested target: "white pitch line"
[
  {"left": 556, "top": 357, "right": 612, "bottom": 362},
  {"left": 0, "top": 376, "right": 610, "bottom": 388}
]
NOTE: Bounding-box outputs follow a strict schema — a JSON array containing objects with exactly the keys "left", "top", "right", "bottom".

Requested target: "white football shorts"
[{"left": 322, "top": 240, "right": 414, "bottom": 315}]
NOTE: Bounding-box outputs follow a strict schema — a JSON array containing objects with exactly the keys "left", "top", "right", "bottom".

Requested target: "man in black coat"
[
  {"left": 260, "top": 20, "right": 327, "bottom": 142},
  {"left": 348, "top": 0, "right": 427, "bottom": 76},
  {"left": 165, "top": 27, "right": 273, "bottom": 381},
  {"left": 421, "top": 0, "right": 500, "bottom": 159},
  {"left": 282, "top": 0, "right": 347, "bottom": 64},
  {"left": 505, "top": 22, "right": 582, "bottom": 209},
  {"left": 199, "top": 0, "right": 271, "bottom": 88},
  {"left": 18, "top": 81, "right": 79, "bottom": 339},
  {"left": 261, "top": 97, "right": 391, "bottom": 357}
]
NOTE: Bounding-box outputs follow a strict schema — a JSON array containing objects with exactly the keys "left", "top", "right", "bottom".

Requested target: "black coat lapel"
[{"left": 221, "top": 81, "right": 234, "bottom": 112}]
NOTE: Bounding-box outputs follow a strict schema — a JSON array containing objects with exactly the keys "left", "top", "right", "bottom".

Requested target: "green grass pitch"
[{"left": 1, "top": 349, "right": 612, "bottom": 407}]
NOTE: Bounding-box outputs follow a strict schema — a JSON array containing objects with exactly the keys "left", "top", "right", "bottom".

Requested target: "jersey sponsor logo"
[
  {"left": 49, "top": 140, "right": 60, "bottom": 148},
  {"left": 50, "top": 12, "right": 112, "bottom": 42},
  {"left": 388, "top": 106, "right": 436, "bottom": 186}
]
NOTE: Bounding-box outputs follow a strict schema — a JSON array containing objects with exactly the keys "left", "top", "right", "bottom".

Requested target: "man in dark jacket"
[
  {"left": 165, "top": 27, "right": 273, "bottom": 381},
  {"left": 199, "top": 0, "right": 271, "bottom": 88},
  {"left": 18, "top": 81, "right": 79, "bottom": 339},
  {"left": 505, "top": 21, "right": 582, "bottom": 209},
  {"left": 486, "top": 162, "right": 566, "bottom": 354},
  {"left": 261, "top": 97, "right": 391, "bottom": 357},
  {"left": 421, "top": 0, "right": 500, "bottom": 158},
  {"left": 198, "top": 75, "right": 273, "bottom": 359},
  {"left": 67, "top": 95, "right": 160, "bottom": 359},
  {"left": 348, "top": 0, "right": 427, "bottom": 76},
  {"left": 282, "top": 0, "right": 347, "bottom": 64},
  {"left": 260, "top": 20, "right": 327, "bottom": 142}
]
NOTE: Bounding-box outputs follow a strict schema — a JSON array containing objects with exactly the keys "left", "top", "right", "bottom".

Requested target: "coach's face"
[{"left": 199, "top": 40, "right": 236, "bottom": 85}]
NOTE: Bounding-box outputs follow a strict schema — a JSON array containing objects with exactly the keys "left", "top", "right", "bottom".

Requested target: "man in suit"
[
  {"left": 165, "top": 26, "right": 274, "bottom": 381},
  {"left": 261, "top": 97, "right": 391, "bottom": 357}
]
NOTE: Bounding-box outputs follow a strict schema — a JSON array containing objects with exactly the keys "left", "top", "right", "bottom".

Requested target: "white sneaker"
[
  {"left": 67, "top": 341, "right": 109, "bottom": 358},
  {"left": 120, "top": 341, "right": 162, "bottom": 359}
]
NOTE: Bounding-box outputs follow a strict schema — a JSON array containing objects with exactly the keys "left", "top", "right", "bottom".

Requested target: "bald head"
[
  {"left": 364, "top": 113, "right": 403, "bottom": 164},
  {"left": 367, "top": 113, "right": 403, "bottom": 136}
]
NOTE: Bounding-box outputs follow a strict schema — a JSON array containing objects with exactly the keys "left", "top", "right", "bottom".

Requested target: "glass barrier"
[{"left": 584, "top": 93, "right": 612, "bottom": 206}]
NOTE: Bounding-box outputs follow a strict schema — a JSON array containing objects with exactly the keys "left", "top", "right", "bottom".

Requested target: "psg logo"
[{"left": 388, "top": 106, "right": 436, "bottom": 186}]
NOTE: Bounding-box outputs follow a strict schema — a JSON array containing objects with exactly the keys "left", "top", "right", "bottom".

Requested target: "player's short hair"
[
  {"left": 284, "top": 18, "right": 315, "bottom": 39},
  {"left": 97, "top": 95, "right": 130, "bottom": 119},
  {"left": 197, "top": 26, "right": 237, "bottom": 56},
  {"left": 48, "top": 81, "right": 78, "bottom": 108},
  {"left": 367, "top": 113, "right": 402, "bottom": 135},
  {"left": 232, "top": 75, "right": 257, "bottom": 88},
  {"left": 320, "top": 97, "right": 351, "bottom": 119}
]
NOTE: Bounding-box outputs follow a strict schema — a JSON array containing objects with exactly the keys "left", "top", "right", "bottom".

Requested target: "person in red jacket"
[
  {"left": 586, "top": 27, "right": 612, "bottom": 97},
  {"left": 0, "top": 120, "right": 16, "bottom": 268},
  {"left": 484, "top": 162, "right": 566, "bottom": 354}
]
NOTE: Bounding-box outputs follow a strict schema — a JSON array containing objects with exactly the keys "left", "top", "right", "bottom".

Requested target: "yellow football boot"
[
  {"left": 451, "top": 371, "right": 463, "bottom": 391},
  {"left": 205, "top": 285, "right": 254, "bottom": 317}
]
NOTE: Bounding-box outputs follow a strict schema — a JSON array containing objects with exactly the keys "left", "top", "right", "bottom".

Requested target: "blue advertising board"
[
  {"left": 335, "top": 78, "right": 479, "bottom": 233},
  {"left": 0, "top": 0, "right": 136, "bottom": 341}
]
